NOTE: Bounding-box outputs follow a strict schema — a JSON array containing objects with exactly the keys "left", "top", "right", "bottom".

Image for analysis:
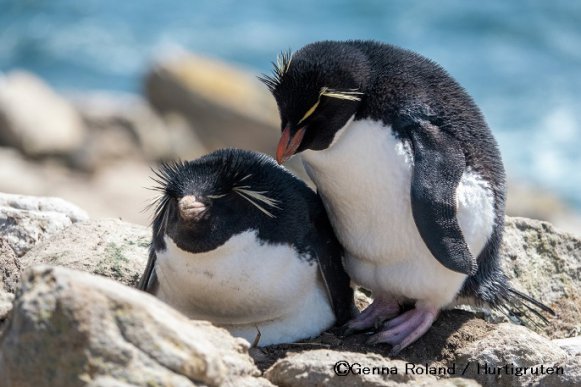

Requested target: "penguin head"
[
  {"left": 149, "top": 148, "right": 315, "bottom": 254},
  {"left": 260, "top": 41, "right": 369, "bottom": 163}
]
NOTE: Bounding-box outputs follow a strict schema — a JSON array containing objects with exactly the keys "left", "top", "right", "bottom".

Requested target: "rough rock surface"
[
  {"left": 0, "top": 240, "right": 20, "bottom": 294},
  {"left": 1, "top": 195, "right": 579, "bottom": 386},
  {"left": 454, "top": 324, "right": 567, "bottom": 386},
  {"left": 0, "top": 289, "right": 13, "bottom": 324},
  {"left": 265, "top": 350, "right": 480, "bottom": 386},
  {"left": 20, "top": 218, "right": 149, "bottom": 287},
  {"left": 552, "top": 336, "right": 581, "bottom": 356},
  {"left": 0, "top": 265, "right": 271, "bottom": 387},
  {"left": 0, "top": 71, "right": 85, "bottom": 156},
  {"left": 0, "top": 240, "right": 19, "bottom": 322},
  {"left": 521, "top": 355, "right": 581, "bottom": 387},
  {"left": 0, "top": 192, "right": 88, "bottom": 257},
  {"left": 501, "top": 217, "right": 581, "bottom": 338}
]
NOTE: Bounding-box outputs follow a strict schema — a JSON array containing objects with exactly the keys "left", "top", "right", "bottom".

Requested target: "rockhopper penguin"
[
  {"left": 261, "top": 40, "right": 554, "bottom": 354},
  {"left": 138, "top": 148, "right": 354, "bottom": 346}
]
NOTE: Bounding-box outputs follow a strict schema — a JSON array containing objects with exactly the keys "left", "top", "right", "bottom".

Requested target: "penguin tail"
[{"left": 497, "top": 286, "right": 556, "bottom": 328}]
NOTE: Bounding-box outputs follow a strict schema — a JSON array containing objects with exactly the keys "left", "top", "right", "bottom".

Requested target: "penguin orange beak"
[{"left": 276, "top": 126, "right": 306, "bottom": 164}]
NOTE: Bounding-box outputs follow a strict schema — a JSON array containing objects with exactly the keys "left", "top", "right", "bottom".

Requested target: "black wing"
[
  {"left": 406, "top": 119, "right": 477, "bottom": 275},
  {"left": 310, "top": 197, "right": 355, "bottom": 325},
  {"left": 137, "top": 248, "right": 159, "bottom": 294}
]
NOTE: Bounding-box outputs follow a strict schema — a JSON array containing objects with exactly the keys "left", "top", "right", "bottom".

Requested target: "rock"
[
  {"left": 0, "top": 71, "right": 85, "bottom": 156},
  {"left": 0, "top": 290, "right": 14, "bottom": 323},
  {"left": 20, "top": 218, "right": 149, "bottom": 287},
  {"left": 264, "top": 349, "right": 479, "bottom": 386},
  {"left": 552, "top": 336, "right": 581, "bottom": 356},
  {"left": 145, "top": 52, "right": 278, "bottom": 152},
  {"left": 500, "top": 217, "right": 581, "bottom": 338},
  {"left": 0, "top": 192, "right": 88, "bottom": 222},
  {"left": 0, "top": 192, "right": 88, "bottom": 257},
  {"left": 144, "top": 51, "right": 309, "bottom": 181},
  {"left": 454, "top": 323, "right": 567, "bottom": 386},
  {"left": 521, "top": 356, "right": 581, "bottom": 387},
  {"left": 0, "top": 239, "right": 20, "bottom": 294},
  {"left": 0, "top": 265, "right": 271, "bottom": 387}
]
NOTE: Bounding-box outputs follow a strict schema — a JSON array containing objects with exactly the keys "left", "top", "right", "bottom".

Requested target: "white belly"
[
  {"left": 302, "top": 119, "right": 495, "bottom": 308},
  {"left": 154, "top": 230, "right": 335, "bottom": 345}
]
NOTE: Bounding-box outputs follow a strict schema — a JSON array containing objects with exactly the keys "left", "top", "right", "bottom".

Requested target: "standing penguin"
[
  {"left": 138, "top": 148, "right": 354, "bottom": 346},
  {"left": 261, "top": 40, "right": 554, "bottom": 354}
]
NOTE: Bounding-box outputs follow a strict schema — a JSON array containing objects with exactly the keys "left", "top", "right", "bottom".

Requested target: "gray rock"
[
  {"left": 0, "top": 192, "right": 88, "bottom": 257},
  {"left": 552, "top": 336, "right": 581, "bottom": 356},
  {"left": 0, "top": 239, "right": 20, "bottom": 294},
  {"left": 0, "top": 71, "right": 85, "bottom": 156},
  {"left": 0, "top": 240, "right": 19, "bottom": 323},
  {"left": 265, "top": 350, "right": 480, "bottom": 387},
  {"left": 454, "top": 323, "right": 568, "bottom": 387},
  {"left": 500, "top": 217, "right": 581, "bottom": 338},
  {"left": 521, "top": 356, "right": 581, "bottom": 387},
  {"left": 0, "top": 290, "right": 14, "bottom": 323},
  {"left": 0, "top": 265, "right": 271, "bottom": 387},
  {"left": 0, "top": 192, "right": 88, "bottom": 222},
  {"left": 20, "top": 218, "right": 149, "bottom": 287}
]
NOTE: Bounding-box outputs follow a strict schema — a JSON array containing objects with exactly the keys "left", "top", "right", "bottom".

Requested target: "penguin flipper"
[
  {"left": 311, "top": 200, "right": 356, "bottom": 325},
  {"left": 408, "top": 121, "right": 477, "bottom": 275},
  {"left": 137, "top": 248, "right": 159, "bottom": 294}
]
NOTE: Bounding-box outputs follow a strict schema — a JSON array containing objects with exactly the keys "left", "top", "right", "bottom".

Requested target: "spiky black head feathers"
[
  {"left": 258, "top": 50, "right": 293, "bottom": 92},
  {"left": 148, "top": 148, "right": 320, "bottom": 255},
  {"left": 260, "top": 41, "right": 371, "bottom": 153}
]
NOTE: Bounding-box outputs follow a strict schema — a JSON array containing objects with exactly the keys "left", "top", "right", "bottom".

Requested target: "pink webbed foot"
[
  {"left": 342, "top": 297, "right": 400, "bottom": 336},
  {"left": 367, "top": 304, "right": 439, "bottom": 355}
]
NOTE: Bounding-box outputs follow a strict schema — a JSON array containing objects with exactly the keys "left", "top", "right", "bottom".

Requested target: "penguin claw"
[
  {"left": 341, "top": 297, "right": 400, "bottom": 336},
  {"left": 365, "top": 305, "right": 439, "bottom": 354}
]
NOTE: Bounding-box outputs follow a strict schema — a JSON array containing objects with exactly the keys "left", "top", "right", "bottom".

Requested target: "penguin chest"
[
  {"left": 154, "top": 231, "right": 327, "bottom": 324},
  {"left": 302, "top": 119, "right": 495, "bottom": 306}
]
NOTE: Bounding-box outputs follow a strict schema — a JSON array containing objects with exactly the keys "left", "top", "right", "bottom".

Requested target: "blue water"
[{"left": 1, "top": 0, "right": 580, "bottom": 206}]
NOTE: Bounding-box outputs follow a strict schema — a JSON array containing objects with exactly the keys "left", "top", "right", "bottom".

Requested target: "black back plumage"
[
  {"left": 137, "top": 148, "right": 354, "bottom": 324},
  {"left": 263, "top": 40, "right": 554, "bottom": 324}
]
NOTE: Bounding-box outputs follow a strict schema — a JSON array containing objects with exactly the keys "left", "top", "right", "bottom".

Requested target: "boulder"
[
  {"left": 0, "top": 240, "right": 19, "bottom": 322},
  {"left": 0, "top": 239, "right": 20, "bottom": 294},
  {"left": 0, "top": 265, "right": 271, "bottom": 387},
  {"left": 552, "top": 336, "right": 581, "bottom": 356},
  {"left": 264, "top": 349, "right": 480, "bottom": 386},
  {"left": 454, "top": 323, "right": 567, "bottom": 386},
  {"left": 500, "top": 217, "right": 581, "bottom": 338},
  {"left": 521, "top": 356, "right": 581, "bottom": 387},
  {"left": 20, "top": 218, "right": 149, "bottom": 287},
  {"left": 0, "top": 192, "right": 88, "bottom": 257},
  {"left": 0, "top": 288, "right": 13, "bottom": 323},
  {"left": 0, "top": 71, "right": 85, "bottom": 156}
]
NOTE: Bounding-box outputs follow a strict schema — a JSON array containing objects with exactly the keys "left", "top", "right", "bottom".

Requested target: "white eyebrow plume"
[
  {"left": 233, "top": 185, "right": 281, "bottom": 218},
  {"left": 320, "top": 87, "right": 364, "bottom": 101}
]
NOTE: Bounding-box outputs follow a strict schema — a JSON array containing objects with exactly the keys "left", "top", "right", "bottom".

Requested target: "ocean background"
[{"left": 1, "top": 0, "right": 580, "bottom": 207}]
